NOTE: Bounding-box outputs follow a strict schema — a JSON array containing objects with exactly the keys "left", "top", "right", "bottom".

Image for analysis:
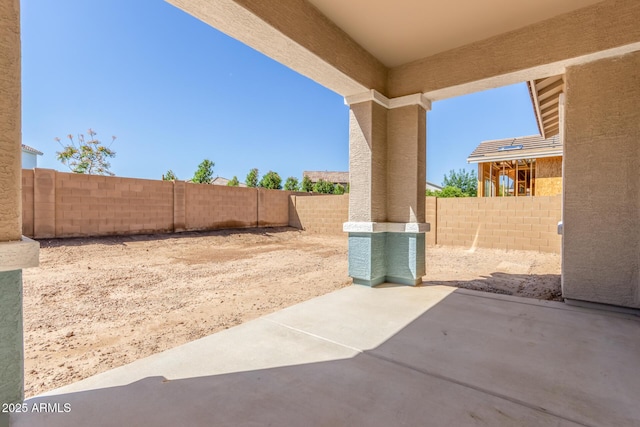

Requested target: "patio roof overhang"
[
  {"left": 168, "top": 0, "right": 640, "bottom": 100},
  {"left": 528, "top": 75, "right": 565, "bottom": 139}
]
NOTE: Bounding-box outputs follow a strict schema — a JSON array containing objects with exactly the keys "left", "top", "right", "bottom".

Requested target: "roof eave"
[{"left": 467, "top": 149, "right": 563, "bottom": 164}]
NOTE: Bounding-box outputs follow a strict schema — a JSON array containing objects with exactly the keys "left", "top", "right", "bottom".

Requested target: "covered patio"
[
  {"left": 12, "top": 285, "right": 640, "bottom": 426},
  {"left": 1, "top": 0, "right": 639, "bottom": 424}
]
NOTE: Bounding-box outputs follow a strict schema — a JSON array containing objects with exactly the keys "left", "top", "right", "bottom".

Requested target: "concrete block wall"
[
  {"left": 425, "top": 196, "right": 437, "bottom": 246},
  {"left": 54, "top": 173, "right": 174, "bottom": 237},
  {"left": 21, "top": 169, "right": 34, "bottom": 237},
  {"left": 21, "top": 170, "right": 562, "bottom": 254},
  {"left": 185, "top": 183, "right": 257, "bottom": 230},
  {"left": 290, "top": 194, "right": 349, "bottom": 235},
  {"left": 289, "top": 193, "right": 560, "bottom": 252},
  {"left": 258, "top": 189, "right": 290, "bottom": 227},
  {"left": 33, "top": 169, "right": 56, "bottom": 238},
  {"left": 22, "top": 170, "right": 294, "bottom": 238},
  {"left": 436, "top": 196, "right": 561, "bottom": 253}
]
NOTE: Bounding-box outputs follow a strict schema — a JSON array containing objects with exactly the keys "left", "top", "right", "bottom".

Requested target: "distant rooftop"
[
  {"left": 305, "top": 170, "right": 441, "bottom": 190},
  {"left": 303, "top": 171, "right": 349, "bottom": 184},
  {"left": 467, "top": 134, "right": 562, "bottom": 164},
  {"left": 21, "top": 144, "right": 43, "bottom": 155},
  {"left": 212, "top": 176, "right": 247, "bottom": 187}
]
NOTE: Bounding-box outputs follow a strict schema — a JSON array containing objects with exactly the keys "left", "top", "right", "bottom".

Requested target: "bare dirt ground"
[{"left": 23, "top": 228, "right": 561, "bottom": 397}]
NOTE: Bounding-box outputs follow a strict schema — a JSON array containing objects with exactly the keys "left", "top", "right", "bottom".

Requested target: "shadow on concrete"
[
  {"left": 421, "top": 272, "right": 563, "bottom": 301},
  {"left": 12, "top": 288, "right": 640, "bottom": 427},
  {"left": 36, "top": 226, "right": 299, "bottom": 248}
]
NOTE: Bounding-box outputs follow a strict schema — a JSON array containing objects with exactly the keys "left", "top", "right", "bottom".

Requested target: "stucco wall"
[
  {"left": 21, "top": 152, "right": 37, "bottom": 169},
  {"left": 0, "top": 0, "right": 21, "bottom": 242},
  {"left": 536, "top": 156, "right": 563, "bottom": 196},
  {"left": 348, "top": 101, "right": 388, "bottom": 222},
  {"left": 389, "top": 0, "right": 640, "bottom": 99},
  {"left": 167, "top": 0, "right": 385, "bottom": 97},
  {"left": 563, "top": 52, "right": 640, "bottom": 308},
  {"left": 386, "top": 104, "right": 426, "bottom": 223}
]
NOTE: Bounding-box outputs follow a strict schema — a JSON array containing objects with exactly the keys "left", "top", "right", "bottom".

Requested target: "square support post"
[
  {"left": 344, "top": 90, "right": 430, "bottom": 287},
  {"left": 0, "top": 0, "right": 39, "bottom": 412}
]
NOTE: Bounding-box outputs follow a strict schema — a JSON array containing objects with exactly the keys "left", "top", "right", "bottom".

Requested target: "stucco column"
[
  {"left": 343, "top": 90, "right": 430, "bottom": 286},
  {"left": 0, "top": 0, "right": 38, "bottom": 409},
  {"left": 562, "top": 52, "right": 640, "bottom": 309}
]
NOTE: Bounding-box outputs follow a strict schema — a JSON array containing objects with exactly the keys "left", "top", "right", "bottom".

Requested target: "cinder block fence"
[
  {"left": 289, "top": 194, "right": 561, "bottom": 253},
  {"left": 22, "top": 169, "right": 290, "bottom": 238},
  {"left": 22, "top": 169, "right": 562, "bottom": 253}
]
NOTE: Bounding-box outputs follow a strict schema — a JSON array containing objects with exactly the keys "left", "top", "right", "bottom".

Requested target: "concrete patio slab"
[{"left": 11, "top": 285, "right": 640, "bottom": 427}]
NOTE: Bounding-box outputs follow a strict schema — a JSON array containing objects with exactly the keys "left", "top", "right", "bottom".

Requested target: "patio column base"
[
  {"left": 0, "top": 270, "right": 24, "bottom": 404},
  {"left": 345, "top": 223, "right": 427, "bottom": 287},
  {"left": 0, "top": 238, "right": 38, "bottom": 405}
]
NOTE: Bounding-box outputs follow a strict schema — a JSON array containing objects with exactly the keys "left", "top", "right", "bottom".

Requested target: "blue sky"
[{"left": 21, "top": 0, "right": 539, "bottom": 186}]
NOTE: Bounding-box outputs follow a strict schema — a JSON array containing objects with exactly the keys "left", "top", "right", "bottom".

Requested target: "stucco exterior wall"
[
  {"left": 21, "top": 151, "right": 37, "bottom": 169},
  {"left": 563, "top": 52, "right": 640, "bottom": 308},
  {"left": 389, "top": 0, "right": 640, "bottom": 99},
  {"left": 386, "top": 105, "right": 426, "bottom": 223},
  {"left": 348, "top": 101, "right": 387, "bottom": 222},
  {"left": 535, "top": 156, "right": 563, "bottom": 196},
  {"left": 0, "top": 0, "right": 21, "bottom": 242},
  {"left": 0, "top": 0, "right": 24, "bottom": 407},
  {"left": 167, "top": 0, "right": 386, "bottom": 97}
]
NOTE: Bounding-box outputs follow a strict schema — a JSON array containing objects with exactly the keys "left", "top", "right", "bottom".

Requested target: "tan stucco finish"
[
  {"left": 308, "top": 0, "right": 601, "bottom": 67},
  {"left": 386, "top": 105, "right": 426, "bottom": 223},
  {"left": 167, "top": 0, "right": 387, "bottom": 97},
  {"left": 0, "top": 0, "right": 21, "bottom": 242},
  {"left": 563, "top": 52, "right": 640, "bottom": 308},
  {"left": 171, "top": 0, "right": 640, "bottom": 102},
  {"left": 348, "top": 102, "right": 426, "bottom": 224},
  {"left": 389, "top": 0, "right": 640, "bottom": 99},
  {"left": 348, "top": 101, "right": 387, "bottom": 222}
]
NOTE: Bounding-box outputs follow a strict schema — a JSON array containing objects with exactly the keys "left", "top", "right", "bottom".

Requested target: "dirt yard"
[{"left": 22, "top": 228, "right": 561, "bottom": 397}]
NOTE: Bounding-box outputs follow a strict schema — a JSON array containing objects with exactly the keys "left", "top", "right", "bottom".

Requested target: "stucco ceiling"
[{"left": 307, "top": 0, "right": 604, "bottom": 67}]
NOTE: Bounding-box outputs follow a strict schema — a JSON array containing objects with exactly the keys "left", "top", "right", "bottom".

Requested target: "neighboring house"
[
  {"left": 303, "top": 171, "right": 349, "bottom": 187},
  {"left": 21, "top": 144, "right": 43, "bottom": 169},
  {"left": 211, "top": 176, "right": 247, "bottom": 187},
  {"left": 426, "top": 181, "right": 442, "bottom": 192},
  {"left": 467, "top": 134, "right": 562, "bottom": 197},
  {"left": 305, "top": 170, "right": 442, "bottom": 192}
]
